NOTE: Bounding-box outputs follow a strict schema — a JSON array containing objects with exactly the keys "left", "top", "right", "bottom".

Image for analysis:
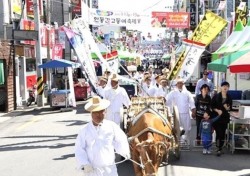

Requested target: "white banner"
[
  {"left": 63, "top": 26, "right": 98, "bottom": 88},
  {"left": 176, "top": 39, "right": 206, "bottom": 82},
  {"left": 89, "top": 8, "right": 150, "bottom": 27},
  {"left": 107, "top": 58, "right": 119, "bottom": 73}
]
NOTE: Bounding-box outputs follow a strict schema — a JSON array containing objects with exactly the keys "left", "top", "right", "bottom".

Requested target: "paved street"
[{"left": 0, "top": 102, "right": 250, "bottom": 176}]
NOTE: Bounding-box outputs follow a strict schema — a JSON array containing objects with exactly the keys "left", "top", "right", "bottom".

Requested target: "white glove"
[{"left": 82, "top": 165, "right": 94, "bottom": 173}]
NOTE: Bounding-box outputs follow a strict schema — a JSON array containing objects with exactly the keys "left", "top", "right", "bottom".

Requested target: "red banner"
[
  {"left": 71, "top": 0, "right": 82, "bottom": 18},
  {"left": 41, "top": 26, "right": 55, "bottom": 47},
  {"left": 165, "top": 12, "right": 190, "bottom": 28},
  {"left": 26, "top": 0, "right": 43, "bottom": 16},
  {"left": 151, "top": 12, "right": 190, "bottom": 28},
  {"left": 21, "top": 19, "right": 36, "bottom": 45},
  {"left": 52, "top": 44, "right": 63, "bottom": 60}
]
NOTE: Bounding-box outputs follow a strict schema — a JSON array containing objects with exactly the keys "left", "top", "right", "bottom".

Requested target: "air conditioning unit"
[{"left": 238, "top": 106, "right": 250, "bottom": 119}]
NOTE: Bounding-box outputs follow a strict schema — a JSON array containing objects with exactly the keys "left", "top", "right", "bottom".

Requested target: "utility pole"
[
  {"left": 46, "top": 0, "right": 52, "bottom": 90},
  {"left": 34, "top": 0, "right": 44, "bottom": 107}
]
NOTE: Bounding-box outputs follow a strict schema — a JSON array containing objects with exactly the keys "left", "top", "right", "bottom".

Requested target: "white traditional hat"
[
  {"left": 111, "top": 73, "right": 119, "bottom": 82},
  {"left": 84, "top": 96, "right": 110, "bottom": 112},
  {"left": 176, "top": 77, "right": 184, "bottom": 83}
]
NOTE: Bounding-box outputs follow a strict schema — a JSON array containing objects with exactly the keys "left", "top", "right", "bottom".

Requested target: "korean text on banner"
[
  {"left": 63, "top": 27, "right": 98, "bottom": 88},
  {"left": 176, "top": 39, "right": 206, "bottom": 82},
  {"left": 89, "top": 8, "right": 150, "bottom": 27},
  {"left": 191, "top": 10, "right": 227, "bottom": 46}
]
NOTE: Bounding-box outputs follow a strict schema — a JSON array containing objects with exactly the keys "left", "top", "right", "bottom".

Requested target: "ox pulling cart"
[{"left": 123, "top": 96, "right": 181, "bottom": 176}]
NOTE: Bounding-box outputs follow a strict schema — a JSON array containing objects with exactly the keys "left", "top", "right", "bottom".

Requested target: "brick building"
[{"left": 0, "top": 40, "right": 15, "bottom": 112}]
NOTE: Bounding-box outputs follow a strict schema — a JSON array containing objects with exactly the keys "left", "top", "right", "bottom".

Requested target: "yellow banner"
[
  {"left": 191, "top": 10, "right": 228, "bottom": 46},
  {"left": 167, "top": 10, "right": 227, "bottom": 81}
]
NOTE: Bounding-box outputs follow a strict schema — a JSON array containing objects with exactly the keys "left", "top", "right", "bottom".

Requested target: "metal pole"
[
  {"left": 46, "top": 0, "right": 52, "bottom": 91},
  {"left": 34, "top": 0, "right": 44, "bottom": 107}
]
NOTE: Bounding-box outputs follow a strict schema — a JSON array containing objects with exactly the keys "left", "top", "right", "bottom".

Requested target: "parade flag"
[
  {"left": 176, "top": 39, "right": 206, "bottom": 82},
  {"left": 63, "top": 26, "right": 98, "bottom": 88},
  {"left": 191, "top": 10, "right": 227, "bottom": 46},
  {"left": 168, "top": 10, "right": 227, "bottom": 81}
]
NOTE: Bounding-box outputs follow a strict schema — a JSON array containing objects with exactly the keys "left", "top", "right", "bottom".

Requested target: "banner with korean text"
[
  {"left": 89, "top": 8, "right": 150, "bottom": 26},
  {"left": 176, "top": 39, "right": 206, "bottom": 81},
  {"left": 151, "top": 12, "right": 190, "bottom": 28},
  {"left": 168, "top": 11, "right": 227, "bottom": 81},
  {"left": 63, "top": 26, "right": 98, "bottom": 89},
  {"left": 191, "top": 10, "right": 228, "bottom": 46}
]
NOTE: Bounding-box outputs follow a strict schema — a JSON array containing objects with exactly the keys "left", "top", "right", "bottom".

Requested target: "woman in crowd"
[
  {"left": 211, "top": 81, "right": 232, "bottom": 156},
  {"left": 195, "top": 84, "right": 211, "bottom": 145}
]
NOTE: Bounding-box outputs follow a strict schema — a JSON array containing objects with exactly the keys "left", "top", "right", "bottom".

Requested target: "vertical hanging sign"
[
  {"left": 235, "top": 0, "right": 248, "bottom": 26},
  {"left": 71, "top": 0, "right": 82, "bottom": 19},
  {"left": 26, "top": 0, "right": 43, "bottom": 16},
  {"left": 190, "top": 0, "right": 197, "bottom": 29}
]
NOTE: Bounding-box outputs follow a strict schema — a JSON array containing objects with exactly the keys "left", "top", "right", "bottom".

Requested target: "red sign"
[
  {"left": 41, "top": 25, "right": 55, "bottom": 47},
  {"left": 151, "top": 12, "right": 190, "bottom": 28},
  {"left": 165, "top": 12, "right": 190, "bottom": 28},
  {"left": 52, "top": 44, "right": 63, "bottom": 60},
  {"left": 21, "top": 19, "right": 36, "bottom": 45},
  {"left": 26, "top": 0, "right": 43, "bottom": 16},
  {"left": 71, "top": 0, "right": 82, "bottom": 18}
]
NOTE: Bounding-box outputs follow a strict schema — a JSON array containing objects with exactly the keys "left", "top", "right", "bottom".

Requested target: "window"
[{"left": 26, "top": 58, "right": 36, "bottom": 72}]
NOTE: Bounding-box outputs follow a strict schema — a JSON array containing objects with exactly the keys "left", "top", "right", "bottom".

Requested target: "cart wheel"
[{"left": 173, "top": 105, "right": 181, "bottom": 159}]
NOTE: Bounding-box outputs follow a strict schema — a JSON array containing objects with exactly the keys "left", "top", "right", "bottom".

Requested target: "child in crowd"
[{"left": 199, "top": 109, "right": 222, "bottom": 154}]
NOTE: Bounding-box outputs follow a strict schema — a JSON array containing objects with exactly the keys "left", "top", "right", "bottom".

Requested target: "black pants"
[
  {"left": 213, "top": 122, "right": 228, "bottom": 151},
  {"left": 196, "top": 117, "right": 202, "bottom": 139}
]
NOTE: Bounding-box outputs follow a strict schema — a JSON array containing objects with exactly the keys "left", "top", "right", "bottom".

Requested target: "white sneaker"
[
  {"left": 207, "top": 149, "right": 212, "bottom": 154},
  {"left": 203, "top": 149, "right": 207, "bottom": 154}
]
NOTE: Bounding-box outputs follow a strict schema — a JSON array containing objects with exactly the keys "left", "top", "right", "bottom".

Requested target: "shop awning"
[
  {"left": 229, "top": 51, "right": 250, "bottom": 73},
  {"left": 207, "top": 51, "right": 247, "bottom": 72},
  {"left": 38, "top": 59, "right": 80, "bottom": 68}
]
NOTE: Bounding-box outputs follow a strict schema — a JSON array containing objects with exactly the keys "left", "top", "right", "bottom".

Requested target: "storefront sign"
[
  {"left": 26, "top": 0, "right": 43, "bottom": 16},
  {"left": 71, "top": 0, "right": 82, "bottom": 19},
  {"left": 52, "top": 44, "right": 63, "bottom": 60},
  {"left": 40, "top": 26, "right": 55, "bottom": 47},
  {"left": 190, "top": 0, "right": 197, "bottom": 28},
  {"left": 20, "top": 19, "right": 35, "bottom": 45}
]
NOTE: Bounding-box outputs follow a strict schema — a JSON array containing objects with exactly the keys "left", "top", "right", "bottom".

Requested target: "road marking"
[{"left": 16, "top": 116, "right": 43, "bottom": 131}]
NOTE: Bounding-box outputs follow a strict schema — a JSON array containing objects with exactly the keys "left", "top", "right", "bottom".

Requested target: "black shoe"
[
  {"left": 216, "top": 150, "right": 221, "bottom": 157},
  {"left": 180, "top": 129, "right": 185, "bottom": 136}
]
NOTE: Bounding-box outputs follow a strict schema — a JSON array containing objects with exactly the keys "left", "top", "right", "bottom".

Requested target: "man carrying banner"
[{"left": 103, "top": 74, "right": 131, "bottom": 127}]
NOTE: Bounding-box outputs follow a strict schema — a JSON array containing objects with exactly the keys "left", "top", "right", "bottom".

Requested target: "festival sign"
[
  {"left": 235, "top": 0, "right": 248, "bottom": 26},
  {"left": 165, "top": 12, "right": 190, "bottom": 28},
  {"left": 89, "top": 8, "right": 150, "bottom": 26}
]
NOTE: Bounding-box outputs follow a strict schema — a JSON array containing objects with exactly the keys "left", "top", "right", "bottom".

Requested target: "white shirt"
[
  {"left": 166, "top": 88, "right": 195, "bottom": 113},
  {"left": 75, "top": 120, "right": 130, "bottom": 175},
  {"left": 104, "top": 86, "right": 131, "bottom": 113},
  {"left": 96, "top": 85, "right": 108, "bottom": 98},
  {"left": 156, "top": 85, "right": 170, "bottom": 97},
  {"left": 140, "top": 83, "right": 157, "bottom": 97}
]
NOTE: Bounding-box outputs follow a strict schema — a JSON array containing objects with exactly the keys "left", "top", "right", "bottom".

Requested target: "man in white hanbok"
[
  {"left": 139, "top": 75, "right": 157, "bottom": 97},
  {"left": 155, "top": 76, "right": 170, "bottom": 98},
  {"left": 96, "top": 76, "right": 108, "bottom": 98},
  {"left": 166, "top": 78, "right": 196, "bottom": 145},
  {"left": 103, "top": 74, "right": 131, "bottom": 126},
  {"left": 75, "top": 96, "right": 130, "bottom": 176}
]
